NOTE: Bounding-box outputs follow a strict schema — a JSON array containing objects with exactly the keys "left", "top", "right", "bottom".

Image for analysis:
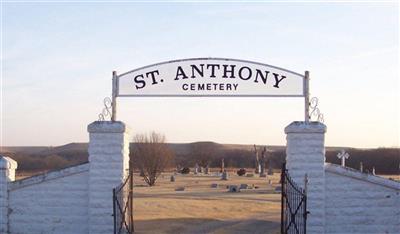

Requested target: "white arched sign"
[{"left": 109, "top": 58, "right": 310, "bottom": 121}]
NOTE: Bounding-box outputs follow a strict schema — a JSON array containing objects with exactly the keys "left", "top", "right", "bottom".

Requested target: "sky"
[{"left": 1, "top": 1, "right": 399, "bottom": 148}]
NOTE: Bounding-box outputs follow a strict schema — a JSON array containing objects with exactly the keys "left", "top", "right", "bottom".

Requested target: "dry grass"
[
  {"left": 132, "top": 170, "right": 282, "bottom": 234},
  {"left": 380, "top": 174, "right": 400, "bottom": 181}
]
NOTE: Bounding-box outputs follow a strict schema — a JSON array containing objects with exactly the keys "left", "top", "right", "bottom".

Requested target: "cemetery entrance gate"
[
  {"left": 281, "top": 163, "right": 308, "bottom": 234},
  {"left": 103, "top": 58, "right": 320, "bottom": 233},
  {"left": 113, "top": 171, "right": 134, "bottom": 234}
]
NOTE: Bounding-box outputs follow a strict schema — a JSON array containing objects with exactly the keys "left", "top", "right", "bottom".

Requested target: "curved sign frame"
[{"left": 110, "top": 58, "right": 310, "bottom": 121}]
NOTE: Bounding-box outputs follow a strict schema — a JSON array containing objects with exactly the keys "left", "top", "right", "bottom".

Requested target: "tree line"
[
  {"left": 2, "top": 139, "right": 399, "bottom": 180},
  {"left": 171, "top": 146, "right": 400, "bottom": 175}
]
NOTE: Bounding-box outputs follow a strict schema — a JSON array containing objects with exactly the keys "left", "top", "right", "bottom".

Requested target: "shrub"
[
  {"left": 237, "top": 168, "right": 246, "bottom": 176},
  {"left": 180, "top": 167, "right": 190, "bottom": 174}
]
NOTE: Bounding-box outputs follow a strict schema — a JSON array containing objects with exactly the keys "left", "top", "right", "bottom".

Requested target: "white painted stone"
[
  {"left": 1, "top": 121, "right": 131, "bottom": 234},
  {"left": 325, "top": 163, "right": 400, "bottom": 234},
  {"left": 8, "top": 165, "right": 89, "bottom": 234},
  {"left": 285, "top": 121, "right": 326, "bottom": 234},
  {"left": 88, "top": 121, "right": 131, "bottom": 234},
  {"left": 0, "top": 156, "right": 17, "bottom": 234}
]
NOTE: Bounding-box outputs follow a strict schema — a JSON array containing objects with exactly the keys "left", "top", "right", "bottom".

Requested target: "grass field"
[{"left": 132, "top": 170, "right": 282, "bottom": 234}]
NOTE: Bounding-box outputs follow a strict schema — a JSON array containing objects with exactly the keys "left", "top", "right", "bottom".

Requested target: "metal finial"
[
  {"left": 98, "top": 97, "right": 113, "bottom": 121},
  {"left": 309, "top": 97, "right": 324, "bottom": 123}
]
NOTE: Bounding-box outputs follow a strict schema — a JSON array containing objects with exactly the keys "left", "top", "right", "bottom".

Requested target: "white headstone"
[
  {"left": 204, "top": 165, "right": 209, "bottom": 174},
  {"left": 337, "top": 149, "right": 349, "bottom": 167},
  {"left": 221, "top": 171, "right": 228, "bottom": 180}
]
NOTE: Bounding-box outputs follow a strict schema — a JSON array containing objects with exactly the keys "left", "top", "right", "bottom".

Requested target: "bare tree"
[
  {"left": 132, "top": 132, "right": 174, "bottom": 186},
  {"left": 190, "top": 142, "right": 219, "bottom": 172}
]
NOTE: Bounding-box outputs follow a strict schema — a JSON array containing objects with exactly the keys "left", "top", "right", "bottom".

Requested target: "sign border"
[
  {"left": 115, "top": 57, "right": 306, "bottom": 98},
  {"left": 117, "top": 57, "right": 305, "bottom": 78},
  {"left": 110, "top": 58, "right": 310, "bottom": 122}
]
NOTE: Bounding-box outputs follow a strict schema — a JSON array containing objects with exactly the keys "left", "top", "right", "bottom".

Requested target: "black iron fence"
[
  {"left": 281, "top": 163, "right": 308, "bottom": 234},
  {"left": 113, "top": 172, "right": 134, "bottom": 234}
]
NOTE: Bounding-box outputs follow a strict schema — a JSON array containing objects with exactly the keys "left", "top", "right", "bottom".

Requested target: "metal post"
[
  {"left": 129, "top": 171, "right": 134, "bottom": 233},
  {"left": 304, "top": 71, "right": 310, "bottom": 123},
  {"left": 304, "top": 173, "right": 308, "bottom": 195},
  {"left": 111, "top": 71, "right": 117, "bottom": 122},
  {"left": 113, "top": 188, "right": 117, "bottom": 234},
  {"left": 304, "top": 173, "right": 308, "bottom": 234},
  {"left": 280, "top": 162, "right": 286, "bottom": 234}
]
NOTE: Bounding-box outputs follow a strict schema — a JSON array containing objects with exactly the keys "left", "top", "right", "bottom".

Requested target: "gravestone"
[
  {"left": 267, "top": 161, "right": 273, "bottom": 175},
  {"left": 254, "top": 144, "right": 260, "bottom": 174},
  {"left": 170, "top": 175, "right": 175, "bottom": 182},
  {"left": 228, "top": 185, "right": 239, "bottom": 192},
  {"left": 337, "top": 149, "right": 350, "bottom": 167},
  {"left": 221, "top": 171, "right": 228, "bottom": 180},
  {"left": 205, "top": 165, "right": 209, "bottom": 174},
  {"left": 259, "top": 146, "right": 267, "bottom": 177},
  {"left": 239, "top": 184, "right": 248, "bottom": 189},
  {"left": 176, "top": 165, "right": 182, "bottom": 173},
  {"left": 220, "top": 158, "right": 225, "bottom": 173},
  {"left": 175, "top": 187, "right": 185, "bottom": 191}
]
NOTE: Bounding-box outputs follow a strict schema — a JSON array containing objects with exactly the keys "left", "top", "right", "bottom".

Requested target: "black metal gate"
[
  {"left": 113, "top": 171, "right": 134, "bottom": 234},
  {"left": 281, "top": 163, "right": 308, "bottom": 234}
]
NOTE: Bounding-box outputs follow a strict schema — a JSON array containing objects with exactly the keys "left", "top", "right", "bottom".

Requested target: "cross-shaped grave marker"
[{"left": 337, "top": 149, "right": 350, "bottom": 167}]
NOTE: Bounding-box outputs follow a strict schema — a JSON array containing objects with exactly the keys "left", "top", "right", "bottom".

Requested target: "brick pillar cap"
[
  {"left": 87, "top": 121, "right": 130, "bottom": 133},
  {"left": 285, "top": 121, "right": 327, "bottom": 134},
  {"left": 0, "top": 156, "right": 18, "bottom": 169}
]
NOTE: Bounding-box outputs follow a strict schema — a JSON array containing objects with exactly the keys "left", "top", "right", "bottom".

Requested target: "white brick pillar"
[
  {"left": 285, "top": 121, "right": 327, "bottom": 234},
  {"left": 0, "top": 156, "right": 17, "bottom": 234},
  {"left": 88, "top": 121, "right": 130, "bottom": 234}
]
